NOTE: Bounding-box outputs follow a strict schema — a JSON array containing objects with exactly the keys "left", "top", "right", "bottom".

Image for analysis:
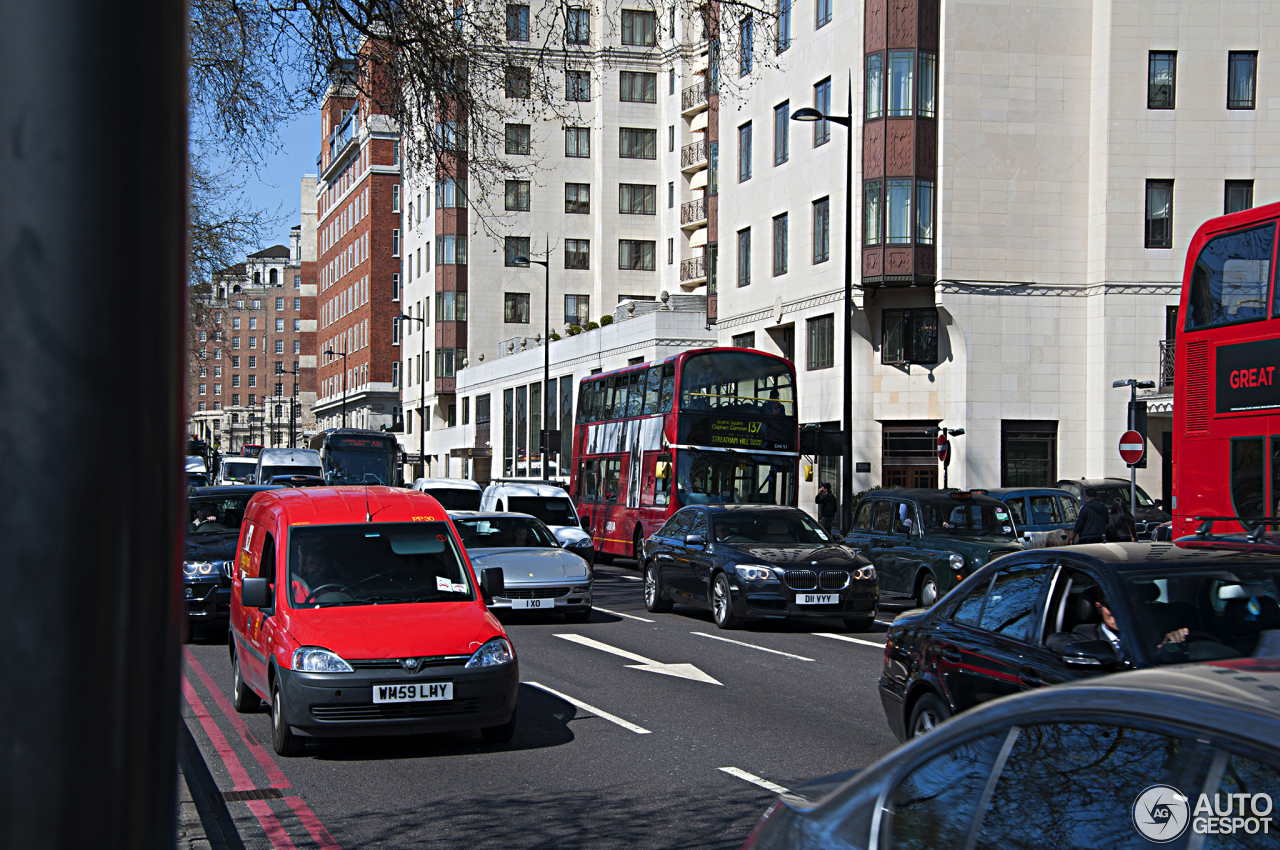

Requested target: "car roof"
[
  {"left": 449, "top": 511, "right": 540, "bottom": 519},
  {"left": 862, "top": 488, "right": 1007, "bottom": 507},
  {"left": 694, "top": 504, "right": 807, "bottom": 514},
  {"left": 1057, "top": 478, "right": 1134, "bottom": 488},
  {"left": 246, "top": 486, "right": 448, "bottom": 525},
  {"left": 1007, "top": 539, "right": 1280, "bottom": 569},
  {"left": 414, "top": 478, "right": 482, "bottom": 491},
  {"left": 486, "top": 481, "right": 570, "bottom": 497},
  {"left": 257, "top": 448, "right": 321, "bottom": 463},
  {"left": 191, "top": 485, "right": 282, "bottom": 497},
  {"left": 986, "top": 487, "right": 1076, "bottom": 499}
]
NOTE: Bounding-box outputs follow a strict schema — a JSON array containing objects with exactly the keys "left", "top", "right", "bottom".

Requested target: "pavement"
[{"left": 178, "top": 561, "right": 904, "bottom": 849}]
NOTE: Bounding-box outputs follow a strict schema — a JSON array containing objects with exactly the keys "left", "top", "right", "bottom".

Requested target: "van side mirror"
[
  {"left": 480, "top": 567, "right": 505, "bottom": 603},
  {"left": 241, "top": 577, "right": 271, "bottom": 610},
  {"left": 1061, "top": 639, "right": 1119, "bottom": 670},
  {"left": 685, "top": 533, "right": 706, "bottom": 549}
]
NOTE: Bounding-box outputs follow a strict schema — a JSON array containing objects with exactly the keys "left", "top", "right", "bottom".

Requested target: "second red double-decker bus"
[
  {"left": 568, "top": 347, "right": 799, "bottom": 562},
  {"left": 1173, "top": 200, "right": 1280, "bottom": 537}
]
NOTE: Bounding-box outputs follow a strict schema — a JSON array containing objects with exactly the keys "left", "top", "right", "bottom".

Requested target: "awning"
[
  {"left": 689, "top": 169, "right": 708, "bottom": 190},
  {"left": 690, "top": 111, "right": 708, "bottom": 133},
  {"left": 689, "top": 227, "right": 708, "bottom": 248}
]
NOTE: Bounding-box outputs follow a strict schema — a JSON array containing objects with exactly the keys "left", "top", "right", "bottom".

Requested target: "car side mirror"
[
  {"left": 830, "top": 531, "right": 845, "bottom": 544},
  {"left": 685, "top": 533, "right": 706, "bottom": 549},
  {"left": 1153, "top": 499, "right": 1163, "bottom": 509},
  {"left": 241, "top": 577, "right": 270, "bottom": 610},
  {"left": 480, "top": 567, "right": 505, "bottom": 603},
  {"left": 1061, "top": 639, "right": 1119, "bottom": 670}
]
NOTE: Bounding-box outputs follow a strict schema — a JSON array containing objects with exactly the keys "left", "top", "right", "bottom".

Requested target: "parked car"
[
  {"left": 216, "top": 457, "right": 258, "bottom": 486},
  {"left": 186, "top": 455, "right": 209, "bottom": 488},
  {"left": 480, "top": 480, "right": 595, "bottom": 564},
  {"left": 986, "top": 487, "right": 1080, "bottom": 548},
  {"left": 640, "top": 505, "right": 878, "bottom": 630},
  {"left": 449, "top": 511, "right": 593, "bottom": 621},
  {"left": 878, "top": 539, "right": 1280, "bottom": 740},
  {"left": 184, "top": 485, "right": 279, "bottom": 636},
  {"left": 412, "top": 478, "right": 483, "bottom": 511},
  {"left": 254, "top": 447, "right": 323, "bottom": 485},
  {"left": 1054, "top": 477, "right": 1171, "bottom": 539},
  {"left": 744, "top": 661, "right": 1280, "bottom": 850},
  {"left": 229, "top": 486, "right": 517, "bottom": 755},
  {"left": 843, "top": 490, "right": 1024, "bottom": 608}
]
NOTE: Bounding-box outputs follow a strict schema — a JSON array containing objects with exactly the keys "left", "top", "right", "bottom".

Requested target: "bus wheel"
[{"left": 632, "top": 528, "right": 644, "bottom": 564}]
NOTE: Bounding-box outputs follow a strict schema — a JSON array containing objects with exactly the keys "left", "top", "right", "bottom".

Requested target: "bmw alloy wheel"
[
  {"left": 913, "top": 707, "right": 941, "bottom": 736},
  {"left": 711, "top": 573, "right": 739, "bottom": 628},
  {"left": 644, "top": 569, "right": 657, "bottom": 606}
]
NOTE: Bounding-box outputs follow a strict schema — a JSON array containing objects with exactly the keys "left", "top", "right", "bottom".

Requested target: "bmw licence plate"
[
  {"left": 510, "top": 598, "right": 551, "bottom": 609},
  {"left": 796, "top": 593, "right": 839, "bottom": 605},
  {"left": 372, "top": 682, "right": 453, "bottom": 704}
]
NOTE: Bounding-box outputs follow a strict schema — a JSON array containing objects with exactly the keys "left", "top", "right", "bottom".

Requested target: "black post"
[
  {"left": 542, "top": 242, "right": 550, "bottom": 481},
  {"left": 0, "top": 0, "right": 186, "bottom": 843},
  {"left": 841, "top": 74, "right": 855, "bottom": 533}
]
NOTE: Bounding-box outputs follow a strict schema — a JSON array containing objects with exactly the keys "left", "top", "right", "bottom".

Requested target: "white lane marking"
[
  {"left": 594, "top": 606, "right": 655, "bottom": 623},
  {"left": 719, "top": 767, "right": 790, "bottom": 795},
  {"left": 814, "top": 632, "right": 885, "bottom": 648},
  {"left": 618, "top": 575, "right": 642, "bottom": 581},
  {"left": 526, "top": 682, "right": 651, "bottom": 734},
  {"left": 690, "top": 631, "right": 814, "bottom": 661},
  {"left": 554, "top": 633, "right": 723, "bottom": 685},
  {"left": 876, "top": 620, "right": 896, "bottom": 627}
]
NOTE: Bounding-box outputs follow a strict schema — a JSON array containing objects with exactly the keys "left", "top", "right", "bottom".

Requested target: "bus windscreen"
[
  {"left": 680, "top": 351, "right": 795, "bottom": 417},
  {"left": 323, "top": 451, "right": 394, "bottom": 485}
]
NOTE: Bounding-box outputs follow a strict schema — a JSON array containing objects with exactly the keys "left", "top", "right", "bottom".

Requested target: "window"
[
  {"left": 864, "top": 181, "right": 882, "bottom": 245},
  {"left": 505, "top": 66, "right": 531, "bottom": 98},
  {"left": 506, "top": 3, "right": 529, "bottom": 40},
  {"left": 247, "top": 375, "right": 256, "bottom": 388},
  {"left": 1226, "top": 180, "right": 1254, "bottom": 214},
  {"left": 1148, "top": 51, "right": 1176, "bottom": 109},
  {"left": 1228, "top": 51, "right": 1257, "bottom": 109},
  {"left": 813, "top": 197, "right": 830, "bottom": 263},
  {"left": 886, "top": 179, "right": 912, "bottom": 243},
  {"left": 774, "top": 102, "right": 789, "bottom": 164},
  {"left": 813, "top": 78, "right": 831, "bottom": 146},
  {"left": 566, "top": 294, "right": 590, "bottom": 327},
  {"left": 505, "top": 123, "right": 531, "bottom": 154},
  {"left": 619, "top": 184, "right": 657, "bottom": 214},
  {"left": 504, "top": 292, "right": 531, "bottom": 323},
  {"left": 668, "top": 182, "right": 674, "bottom": 208},
  {"left": 275, "top": 339, "right": 284, "bottom": 354},
  {"left": 621, "top": 9, "right": 656, "bottom": 45},
  {"left": 667, "top": 237, "right": 674, "bottom": 265},
  {"left": 293, "top": 340, "right": 300, "bottom": 354},
  {"left": 197, "top": 383, "right": 207, "bottom": 396},
  {"left": 865, "top": 53, "right": 883, "bottom": 119},
  {"left": 772, "top": 212, "right": 788, "bottom": 276},
  {"left": 437, "top": 234, "right": 468, "bottom": 265},
  {"left": 275, "top": 297, "right": 284, "bottom": 310},
  {"left": 436, "top": 121, "right": 463, "bottom": 150},
  {"left": 565, "top": 127, "right": 590, "bottom": 157},
  {"left": 436, "top": 291, "right": 468, "bottom": 321},
  {"left": 232, "top": 317, "right": 241, "bottom": 330},
  {"left": 620, "top": 71, "right": 657, "bottom": 103},
  {"left": 740, "top": 16, "right": 754, "bottom": 75},
  {"left": 1145, "top": 179, "right": 1173, "bottom": 249},
  {"left": 816, "top": 0, "right": 831, "bottom": 28},
  {"left": 437, "top": 178, "right": 465, "bottom": 207},
  {"left": 619, "top": 240, "right": 656, "bottom": 270},
  {"left": 738, "top": 122, "right": 752, "bottom": 181},
  {"left": 567, "top": 7, "right": 589, "bottom": 44},
  {"left": 504, "top": 236, "right": 530, "bottom": 267},
  {"left": 917, "top": 180, "right": 934, "bottom": 243},
  {"left": 1001, "top": 421, "right": 1059, "bottom": 487},
  {"left": 887, "top": 50, "right": 913, "bottom": 116},
  {"left": 737, "top": 228, "right": 751, "bottom": 287},
  {"left": 668, "top": 124, "right": 675, "bottom": 152},
  {"left": 1184, "top": 223, "right": 1274, "bottom": 328},
  {"left": 620, "top": 128, "right": 657, "bottom": 159},
  {"left": 435, "top": 348, "right": 462, "bottom": 378},
  {"left": 232, "top": 336, "right": 241, "bottom": 349},
  {"left": 392, "top": 273, "right": 400, "bottom": 301},
  {"left": 567, "top": 69, "right": 591, "bottom": 101},
  {"left": 807, "top": 314, "right": 834, "bottom": 370},
  {"left": 275, "top": 318, "right": 284, "bottom": 332},
  {"left": 777, "top": 0, "right": 791, "bottom": 52},
  {"left": 232, "top": 356, "right": 240, "bottom": 368},
  {"left": 568, "top": 239, "right": 591, "bottom": 268},
  {"left": 918, "top": 53, "right": 936, "bottom": 117},
  {"left": 882, "top": 308, "right": 939, "bottom": 364},
  {"left": 505, "top": 180, "right": 531, "bottom": 211},
  {"left": 731, "top": 332, "right": 756, "bottom": 349},
  {"left": 391, "top": 361, "right": 400, "bottom": 388},
  {"left": 293, "top": 297, "right": 300, "bottom": 311},
  {"left": 391, "top": 184, "right": 402, "bottom": 214}
]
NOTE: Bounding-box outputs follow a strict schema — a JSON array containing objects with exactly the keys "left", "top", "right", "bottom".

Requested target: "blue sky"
[{"left": 226, "top": 110, "right": 322, "bottom": 251}]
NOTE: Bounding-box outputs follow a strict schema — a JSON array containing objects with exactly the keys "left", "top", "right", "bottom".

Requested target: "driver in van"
[{"left": 291, "top": 545, "right": 330, "bottom": 604}]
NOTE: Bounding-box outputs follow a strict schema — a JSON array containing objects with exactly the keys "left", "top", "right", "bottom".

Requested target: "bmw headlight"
[
  {"left": 734, "top": 565, "right": 776, "bottom": 582},
  {"left": 949, "top": 554, "right": 966, "bottom": 571},
  {"left": 853, "top": 565, "right": 877, "bottom": 581},
  {"left": 183, "top": 561, "right": 217, "bottom": 578},
  {"left": 291, "top": 647, "right": 354, "bottom": 673},
  {"left": 465, "top": 637, "right": 515, "bottom": 668}
]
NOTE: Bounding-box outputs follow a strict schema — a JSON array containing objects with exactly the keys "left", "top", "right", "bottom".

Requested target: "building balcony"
[
  {"left": 680, "top": 255, "right": 706, "bottom": 285},
  {"left": 1159, "top": 339, "right": 1175, "bottom": 391},
  {"left": 681, "top": 139, "right": 707, "bottom": 172},
  {"left": 680, "top": 197, "right": 707, "bottom": 228},
  {"left": 681, "top": 81, "right": 708, "bottom": 115}
]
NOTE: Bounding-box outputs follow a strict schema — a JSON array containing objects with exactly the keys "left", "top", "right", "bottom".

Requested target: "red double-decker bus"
[
  {"left": 567, "top": 348, "right": 799, "bottom": 562},
  {"left": 1173, "top": 200, "right": 1280, "bottom": 537}
]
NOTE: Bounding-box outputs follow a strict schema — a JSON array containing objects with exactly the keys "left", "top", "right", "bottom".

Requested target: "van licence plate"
[
  {"left": 510, "top": 598, "right": 551, "bottom": 609},
  {"left": 796, "top": 593, "right": 839, "bottom": 605},
  {"left": 372, "top": 682, "right": 453, "bottom": 704}
]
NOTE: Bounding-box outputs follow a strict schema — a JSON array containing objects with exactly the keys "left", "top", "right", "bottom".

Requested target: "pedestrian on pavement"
[
  {"left": 1072, "top": 488, "right": 1109, "bottom": 544},
  {"left": 815, "top": 482, "right": 838, "bottom": 533},
  {"left": 1106, "top": 498, "right": 1137, "bottom": 542}
]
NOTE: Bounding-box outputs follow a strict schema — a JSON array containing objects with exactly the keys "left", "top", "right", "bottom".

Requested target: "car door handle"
[{"left": 940, "top": 645, "right": 962, "bottom": 663}]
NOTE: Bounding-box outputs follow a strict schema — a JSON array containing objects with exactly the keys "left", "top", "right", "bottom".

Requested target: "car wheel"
[
  {"left": 564, "top": 606, "right": 592, "bottom": 622},
  {"left": 916, "top": 572, "right": 940, "bottom": 608},
  {"left": 711, "top": 573, "right": 741, "bottom": 630},
  {"left": 644, "top": 564, "right": 673, "bottom": 613},
  {"left": 271, "top": 681, "right": 304, "bottom": 756},
  {"left": 231, "top": 651, "right": 259, "bottom": 713},
  {"left": 481, "top": 707, "right": 518, "bottom": 744},
  {"left": 909, "top": 692, "right": 951, "bottom": 738},
  {"left": 843, "top": 617, "right": 874, "bottom": 633}
]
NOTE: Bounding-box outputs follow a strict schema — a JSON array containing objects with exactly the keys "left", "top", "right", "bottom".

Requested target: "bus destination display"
[
  {"left": 330, "top": 434, "right": 395, "bottom": 451},
  {"left": 679, "top": 415, "right": 797, "bottom": 453},
  {"left": 1216, "top": 338, "right": 1280, "bottom": 413}
]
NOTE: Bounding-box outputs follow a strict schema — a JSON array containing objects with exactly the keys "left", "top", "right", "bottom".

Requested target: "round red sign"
[
  {"left": 937, "top": 432, "right": 949, "bottom": 463},
  {"left": 1119, "top": 430, "right": 1145, "bottom": 465}
]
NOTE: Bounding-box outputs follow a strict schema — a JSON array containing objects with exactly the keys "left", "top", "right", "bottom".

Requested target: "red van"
[{"left": 228, "top": 486, "right": 517, "bottom": 755}]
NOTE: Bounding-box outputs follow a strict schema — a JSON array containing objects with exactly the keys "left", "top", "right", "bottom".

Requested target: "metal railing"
[
  {"left": 680, "top": 197, "right": 707, "bottom": 225},
  {"left": 680, "top": 255, "right": 706, "bottom": 282},
  {"left": 681, "top": 139, "right": 707, "bottom": 169},
  {"left": 682, "top": 81, "right": 708, "bottom": 112},
  {"left": 1159, "top": 339, "right": 1175, "bottom": 388}
]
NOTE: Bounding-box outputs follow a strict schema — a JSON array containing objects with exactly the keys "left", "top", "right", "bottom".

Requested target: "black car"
[
  {"left": 744, "top": 661, "right": 1280, "bottom": 849},
  {"left": 878, "top": 539, "right": 1280, "bottom": 740},
  {"left": 184, "top": 485, "right": 280, "bottom": 636},
  {"left": 1054, "top": 477, "right": 1171, "bottom": 539},
  {"left": 640, "top": 505, "right": 878, "bottom": 630}
]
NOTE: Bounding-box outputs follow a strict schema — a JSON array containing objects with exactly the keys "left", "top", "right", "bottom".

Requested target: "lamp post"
[
  {"left": 278, "top": 363, "right": 301, "bottom": 447},
  {"left": 1113, "top": 378, "right": 1156, "bottom": 518},
  {"left": 399, "top": 312, "right": 427, "bottom": 480},
  {"left": 514, "top": 240, "right": 552, "bottom": 481},
  {"left": 325, "top": 348, "right": 348, "bottom": 428},
  {"left": 792, "top": 75, "right": 854, "bottom": 531}
]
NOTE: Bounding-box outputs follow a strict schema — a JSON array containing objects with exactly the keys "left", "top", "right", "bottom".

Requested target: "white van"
[
  {"left": 254, "top": 447, "right": 323, "bottom": 484},
  {"left": 479, "top": 480, "right": 594, "bottom": 564},
  {"left": 411, "top": 478, "right": 483, "bottom": 511},
  {"left": 216, "top": 457, "right": 259, "bottom": 486}
]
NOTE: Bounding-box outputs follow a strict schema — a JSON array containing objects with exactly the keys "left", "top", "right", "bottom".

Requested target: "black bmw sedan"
[
  {"left": 641, "top": 505, "right": 878, "bottom": 630},
  {"left": 184, "top": 485, "right": 279, "bottom": 638}
]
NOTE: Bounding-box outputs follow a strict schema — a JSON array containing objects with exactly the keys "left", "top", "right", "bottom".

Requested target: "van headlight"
[
  {"left": 291, "top": 647, "right": 354, "bottom": 673},
  {"left": 465, "top": 637, "right": 514, "bottom": 668}
]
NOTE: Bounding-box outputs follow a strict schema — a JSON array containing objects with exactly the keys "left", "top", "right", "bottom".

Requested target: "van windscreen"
[{"left": 507, "top": 496, "right": 579, "bottom": 527}]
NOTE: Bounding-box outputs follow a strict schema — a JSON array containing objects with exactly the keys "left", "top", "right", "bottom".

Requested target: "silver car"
[{"left": 449, "top": 511, "right": 593, "bottom": 621}]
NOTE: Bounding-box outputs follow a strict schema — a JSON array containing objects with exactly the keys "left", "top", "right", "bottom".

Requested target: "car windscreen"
[
  {"left": 188, "top": 473, "right": 210, "bottom": 487},
  {"left": 712, "top": 511, "right": 831, "bottom": 545},
  {"left": 1093, "top": 486, "right": 1157, "bottom": 508},
  {"left": 323, "top": 450, "right": 393, "bottom": 485},
  {"left": 452, "top": 516, "right": 559, "bottom": 549},
  {"left": 422, "top": 488, "right": 483, "bottom": 511},
  {"left": 921, "top": 501, "right": 1018, "bottom": 539},
  {"left": 221, "top": 461, "right": 256, "bottom": 480},
  {"left": 1124, "top": 569, "right": 1280, "bottom": 663},
  {"left": 287, "top": 522, "right": 471, "bottom": 608},
  {"left": 507, "top": 496, "right": 578, "bottom": 527},
  {"left": 188, "top": 495, "right": 252, "bottom": 535},
  {"left": 260, "top": 465, "right": 323, "bottom": 481}
]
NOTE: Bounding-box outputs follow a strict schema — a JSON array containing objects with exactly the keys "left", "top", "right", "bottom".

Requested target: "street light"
[
  {"left": 399, "top": 312, "right": 427, "bottom": 480},
  {"left": 277, "top": 363, "right": 301, "bottom": 447},
  {"left": 1113, "top": 378, "right": 1156, "bottom": 518},
  {"left": 325, "top": 348, "right": 348, "bottom": 429},
  {"left": 792, "top": 77, "right": 854, "bottom": 531},
  {"left": 513, "top": 239, "right": 553, "bottom": 481}
]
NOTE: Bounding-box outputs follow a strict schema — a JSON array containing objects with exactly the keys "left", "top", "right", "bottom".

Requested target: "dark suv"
[
  {"left": 844, "top": 490, "right": 1024, "bottom": 608},
  {"left": 1054, "top": 478, "right": 1171, "bottom": 539},
  {"left": 184, "top": 485, "right": 279, "bottom": 637}
]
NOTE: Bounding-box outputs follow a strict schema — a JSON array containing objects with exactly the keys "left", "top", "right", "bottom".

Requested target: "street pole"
[
  {"left": 1129, "top": 382, "right": 1137, "bottom": 520},
  {"left": 542, "top": 239, "right": 550, "bottom": 481},
  {"left": 399, "top": 315, "right": 428, "bottom": 480},
  {"left": 326, "top": 348, "right": 348, "bottom": 429}
]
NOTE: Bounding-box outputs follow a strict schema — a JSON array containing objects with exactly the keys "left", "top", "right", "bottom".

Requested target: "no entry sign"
[
  {"left": 1119, "top": 430, "right": 1145, "bottom": 465},
  {"left": 937, "top": 432, "right": 949, "bottom": 464}
]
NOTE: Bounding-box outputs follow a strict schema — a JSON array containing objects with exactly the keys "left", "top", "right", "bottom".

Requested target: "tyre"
[
  {"left": 644, "top": 564, "right": 673, "bottom": 613},
  {"left": 843, "top": 617, "right": 874, "bottom": 633},
  {"left": 564, "top": 606, "right": 592, "bottom": 623},
  {"left": 231, "top": 651, "right": 259, "bottom": 713},
  {"left": 481, "top": 708, "right": 517, "bottom": 744},
  {"left": 632, "top": 528, "right": 645, "bottom": 564},
  {"left": 271, "top": 681, "right": 304, "bottom": 756},
  {"left": 916, "top": 572, "right": 940, "bottom": 608},
  {"left": 711, "top": 572, "right": 741, "bottom": 630},
  {"left": 596, "top": 550, "right": 614, "bottom": 565},
  {"left": 909, "top": 692, "right": 951, "bottom": 738}
]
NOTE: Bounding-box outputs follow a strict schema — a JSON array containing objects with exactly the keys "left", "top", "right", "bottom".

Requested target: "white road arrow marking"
[
  {"left": 555, "top": 633, "right": 723, "bottom": 685},
  {"left": 526, "top": 682, "right": 651, "bottom": 734},
  {"left": 719, "top": 767, "right": 790, "bottom": 794},
  {"left": 593, "top": 606, "right": 654, "bottom": 623}
]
